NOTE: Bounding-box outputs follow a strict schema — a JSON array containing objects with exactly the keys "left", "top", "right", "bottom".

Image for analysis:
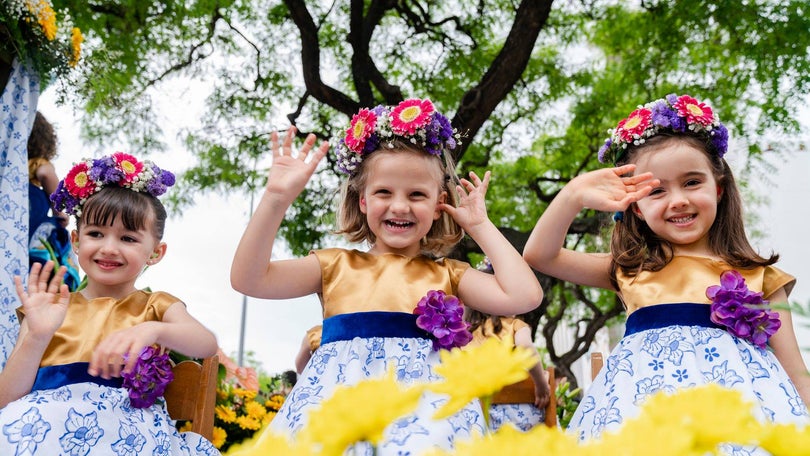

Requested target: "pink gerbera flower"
[
  {"left": 673, "top": 95, "right": 714, "bottom": 126},
  {"left": 615, "top": 108, "right": 652, "bottom": 142},
  {"left": 112, "top": 152, "right": 144, "bottom": 183},
  {"left": 64, "top": 162, "right": 95, "bottom": 198},
  {"left": 391, "top": 98, "right": 434, "bottom": 135},
  {"left": 344, "top": 109, "right": 377, "bottom": 153}
]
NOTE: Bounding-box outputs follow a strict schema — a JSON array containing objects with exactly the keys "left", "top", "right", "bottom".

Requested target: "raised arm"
[
  {"left": 444, "top": 171, "right": 542, "bottom": 315},
  {"left": 0, "top": 262, "right": 69, "bottom": 408},
  {"left": 230, "top": 127, "right": 329, "bottom": 299},
  {"left": 523, "top": 165, "right": 658, "bottom": 289},
  {"left": 514, "top": 325, "right": 549, "bottom": 408}
]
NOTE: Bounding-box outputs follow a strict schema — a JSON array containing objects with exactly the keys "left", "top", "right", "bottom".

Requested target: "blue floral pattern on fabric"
[
  {"left": 271, "top": 336, "right": 485, "bottom": 455},
  {"left": 569, "top": 323, "right": 810, "bottom": 454},
  {"left": 0, "top": 58, "right": 39, "bottom": 368},
  {"left": 488, "top": 403, "right": 545, "bottom": 432},
  {"left": 0, "top": 383, "right": 220, "bottom": 455}
]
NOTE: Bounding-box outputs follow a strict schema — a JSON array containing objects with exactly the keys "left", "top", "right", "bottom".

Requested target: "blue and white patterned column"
[{"left": 0, "top": 58, "right": 39, "bottom": 368}]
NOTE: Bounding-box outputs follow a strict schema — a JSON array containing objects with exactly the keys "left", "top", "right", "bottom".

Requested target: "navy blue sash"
[
  {"left": 321, "top": 311, "right": 427, "bottom": 344},
  {"left": 31, "top": 362, "right": 123, "bottom": 392},
  {"left": 625, "top": 303, "right": 722, "bottom": 337}
]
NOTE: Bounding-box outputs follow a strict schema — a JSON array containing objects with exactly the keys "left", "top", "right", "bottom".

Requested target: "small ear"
[
  {"left": 717, "top": 185, "right": 723, "bottom": 201},
  {"left": 70, "top": 230, "right": 79, "bottom": 252},
  {"left": 146, "top": 243, "right": 168, "bottom": 266},
  {"left": 359, "top": 196, "right": 368, "bottom": 214},
  {"left": 632, "top": 204, "right": 644, "bottom": 220},
  {"left": 434, "top": 191, "right": 447, "bottom": 220}
]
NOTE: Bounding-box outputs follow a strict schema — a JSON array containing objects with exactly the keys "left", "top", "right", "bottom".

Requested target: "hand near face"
[
  {"left": 264, "top": 126, "right": 330, "bottom": 205},
  {"left": 573, "top": 164, "right": 659, "bottom": 212},
  {"left": 14, "top": 261, "right": 70, "bottom": 342},
  {"left": 441, "top": 171, "right": 492, "bottom": 232}
]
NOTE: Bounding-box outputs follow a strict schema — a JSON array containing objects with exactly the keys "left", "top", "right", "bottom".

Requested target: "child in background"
[
  {"left": 231, "top": 98, "right": 543, "bottom": 454},
  {"left": 27, "top": 111, "right": 79, "bottom": 290},
  {"left": 523, "top": 94, "right": 810, "bottom": 448},
  {"left": 465, "top": 307, "right": 550, "bottom": 431},
  {"left": 0, "top": 153, "right": 220, "bottom": 455},
  {"left": 294, "top": 324, "right": 322, "bottom": 374}
]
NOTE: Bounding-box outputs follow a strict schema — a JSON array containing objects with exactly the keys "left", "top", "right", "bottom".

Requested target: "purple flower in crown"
[
  {"left": 122, "top": 346, "right": 174, "bottom": 408},
  {"left": 414, "top": 290, "right": 473, "bottom": 351},
  {"left": 89, "top": 156, "right": 125, "bottom": 184},
  {"left": 711, "top": 123, "right": 729, "bottom": 158},
  {"left": 707, "top": 270, "right": 781, "bottom": 349}
]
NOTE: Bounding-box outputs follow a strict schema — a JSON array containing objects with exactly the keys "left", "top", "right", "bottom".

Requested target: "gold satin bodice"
[
  {"left": 314, "top": 248, "right": 469, "bottom": 318},
  {"left": 617, "top": 256, "right": 795, "bottom": 315},
  {"left": 19, "top": 290, "right": 178, "bottom": 367},
  {"left": 468, "top": 316, "right": 528, "bottom": 347}
]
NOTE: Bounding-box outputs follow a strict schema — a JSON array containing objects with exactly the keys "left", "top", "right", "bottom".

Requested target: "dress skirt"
[
  {"left": 569, "top": 303, "right": 809, "bottom": 453},
  {"left": 0, "top": 382, "right": 220, "bottom": 455},
  {"left": 270, "top": 311, "right": 486, "bottom": 455},
  {"left": 489, "top": 403, "right": 545, "bottom": 431}
]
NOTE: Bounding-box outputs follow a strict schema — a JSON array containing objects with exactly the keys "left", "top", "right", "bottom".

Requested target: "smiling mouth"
[
  {"left": 95, "top": 260, "right": 122, "bottom": 268},
  {"left": 385, "top": 220, "right": 414, "bottom": 229},
  {"left": 668, "top": 214, "right": 696, "bottom": 224}
]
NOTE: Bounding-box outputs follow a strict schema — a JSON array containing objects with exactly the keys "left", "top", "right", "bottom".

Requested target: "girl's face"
[
  {"left": 71, "top": 214, "right": 165, "bottom": 298},
  {"left": 359, "top": 150, "right": 446, "bottom": 257},
  {"left": 632, "top": 142, "right": 720, "bottom": 257}
]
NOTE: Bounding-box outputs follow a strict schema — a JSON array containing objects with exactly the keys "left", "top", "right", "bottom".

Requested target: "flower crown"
[
  {"left": 51, "top": 152, "right": 176, "bottom": 217},
  {"left": 335, "top": 98, "right": 462, "bottom": 175},
  {"left": 598, "top": 94, "right": 729, "bottom": 164}
]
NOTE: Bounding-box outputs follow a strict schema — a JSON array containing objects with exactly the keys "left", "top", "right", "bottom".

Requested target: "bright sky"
[{"left": 36, "top": 88, "right": 810, "bottom": 377}]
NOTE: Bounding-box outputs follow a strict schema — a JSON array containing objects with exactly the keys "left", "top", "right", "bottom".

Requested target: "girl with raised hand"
[
  {"left": 0, "top": 153, "right": 220, "bottom": 455},
  {"left": 231, "top": 98, "right": 543, "bottom": 454},
  {"left": 523, "top": 94, "right": 810, "bottom": 448}
]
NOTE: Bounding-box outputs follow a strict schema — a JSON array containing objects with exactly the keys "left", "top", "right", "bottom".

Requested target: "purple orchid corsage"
[
  {"left": 707, "top": 270, "right": 781, "bottom": 349},
  {"left": 122, "top": 346, "right": 174, "bottom": 408},
  {"left": 414, "top": 290, "right": 473, "bottom": 351}
]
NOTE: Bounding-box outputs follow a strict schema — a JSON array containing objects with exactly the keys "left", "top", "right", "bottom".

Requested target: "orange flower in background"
[{"left": 217, "top": 348, "right": 259, "bottom": 391}]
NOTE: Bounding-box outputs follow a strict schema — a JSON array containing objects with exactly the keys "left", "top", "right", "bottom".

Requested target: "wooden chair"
[
  {"left": 164, "top": 354, "right": 219, "bottom": 441},
  {"left": 590, "top": 352, "right": 604, "bottom": 381},
  {"left": 491, "top": 367, "right": 557, "bottom": 427}
]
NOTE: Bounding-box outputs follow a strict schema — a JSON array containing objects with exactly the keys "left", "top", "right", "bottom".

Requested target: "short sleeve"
[
  {"left": 763, "top": 265, "right": 796, "bottom": 300},
  {"left": 440, "top": 258, "right": 470, "bottom": 294}
]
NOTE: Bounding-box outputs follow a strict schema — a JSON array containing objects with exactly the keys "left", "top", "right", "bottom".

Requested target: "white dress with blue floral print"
[
  {"left": 0, "top": 383, "right": 220, "bottom": 455},
  {"left": 569, "top": 258, "right": 809, "bottom": 454}
]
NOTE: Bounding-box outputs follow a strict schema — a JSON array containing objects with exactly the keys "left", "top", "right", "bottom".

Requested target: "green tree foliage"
[{"left": 56, "top": 0, "right": 810, "bottom": 385}]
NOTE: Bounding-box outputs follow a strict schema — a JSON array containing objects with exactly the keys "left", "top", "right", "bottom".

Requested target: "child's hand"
[
  {"left": 572, "top": 164, "right": 659, "bottom": 212},
  {"left": 14, "top": 261, "right": 69, "bottom": 342},
  {"left": 441, "top": 171, "right": 492, "bottom": 232},
  {"left": 88, "top": 322, "right": 160, "bottom": 379},
  {"left": 264, "top": 126, "right": 330, "bottom": 205},
  {"left": 535, "top": 376, "right": 551, "bottom": 409}
]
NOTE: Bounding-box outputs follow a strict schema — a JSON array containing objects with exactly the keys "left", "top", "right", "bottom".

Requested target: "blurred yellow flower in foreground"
[
  {"left": 295, "top": 369, "right": 426, "bottom": 455},
  {"left": 423, "top": 423, "right": 581, "bottom": 456},
  {"left": 429, "top": 337, "right": 536, "bottom": 419}
]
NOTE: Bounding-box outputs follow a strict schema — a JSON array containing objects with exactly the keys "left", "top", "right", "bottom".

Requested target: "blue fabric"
[
  {"left": 31, "top": 362, "right": 123, "bottom": 392},
  {"left": 624, "top": 303, "right": 721, "bottom": 337},
  {"left": 0, "top": 57, "right": 39, "bottom": 368},
  {"left": 321, "top": 311, "right": 427, "bottom": 343},
  {"left": 28, "top": 182, "right": 52, "bottom": 240}
]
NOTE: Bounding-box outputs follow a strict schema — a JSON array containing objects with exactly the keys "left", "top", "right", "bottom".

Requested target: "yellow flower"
[
  {"left": 226, "top": 428, "right": 316, "bottom": 456},
  {"left": 428, "top": 337, "right": 536, "bottom": 419},
  {"left": 236, "top": 415, "right": 262, "bottom": 431},
  {"left": 216, "top": 404, "right": 238, "bottom": 423},
  {"left": 244, "top": 400, "right": 267, "bottom": 421},
  {"left": 177, "top": 421, "right": 192, "bottom": 433},
  {"left": 435, "top": 425, "right": 582, "bottom": 456},
  {"left": 25, "top": 0, "right": 57, "bottom": 40},
  {"left": 295, "top": 370, "right": 425, "bottom": 455},
  {"left": 211, "top": 426, "right": 227, "bottom": 449},
  {"left": 759, "top": 422, "right": 810, "bottom": 455},
  {"left": 233, "top": 388, "right": 257, "bottom": 400},
  {"left": 69, "top": 27, "right": 83, "bottom": 67},
  {"left": 265, "top": 394, "right": 286, "bottom": 411}
]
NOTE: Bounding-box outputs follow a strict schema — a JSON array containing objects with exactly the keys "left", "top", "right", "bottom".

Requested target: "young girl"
[
  {"left": 27, "top": 111, "right": 79, "bottom": 290},
  {"left": 465, "top": 307, "right": 550, "bottom": 431},
  {"left": 523, "top": 94, "right": 810, "bottom": 446},
  {"left": 0, "top": 153, "right": 221, "bottom": 455},
  {"left": 231, "top": 98, "right": 543, "bottom": 454}
]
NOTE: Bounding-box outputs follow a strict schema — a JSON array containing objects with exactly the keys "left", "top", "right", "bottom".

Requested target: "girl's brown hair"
[
  {"left": 609, "top": 133, "right": 777, "bottom": 287},
  {"left": 465, "top": 308, "right": 505, "bottom": 337},
  {"left": 27, "top": 112, "right": 57, "bottom": 160},
  {"left": 77, "top": 186, "right": 168, "bottom": 240},
  {"left": 335, "top": 140, "right": 463, "bottom": 256}
]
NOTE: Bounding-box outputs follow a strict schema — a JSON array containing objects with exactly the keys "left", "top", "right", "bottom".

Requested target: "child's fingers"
[
  {"left": 46, "top": 266, "right": 67, "bottom": 294},
  {"left": 13, "top": 276, "right": 26, "bottom": 300},
  {"left": 282, "top": 126, "right": 297, "bottom": 153},
  {"left": 270, "top": 131, "right": 280, "bottom": 156}
]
